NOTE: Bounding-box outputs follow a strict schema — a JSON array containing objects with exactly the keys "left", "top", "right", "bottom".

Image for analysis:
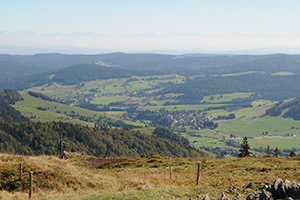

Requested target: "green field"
[
  {"left": 247, "top": 137, "right": 300, "bottom": 149},
  {"left": 220, "top": 71, "right": 264, "bottom": 76},
  {"left": 91, "top": 95, "right": 144, "bottom": 105},
  {"left": 216, "top": 117, "right": 300, "bottom": 137},
  {"left": 194, "top": 140, "right": 238, "bottom": 149},
  {"left": 141, "top": 103, "right": 230, "bottom": 111},
  {"left": 25, "top": 74, "right": 185, "bottom": 98},
  {"left": 12, "top": 93, "right": 141, "bottom": 127},
  {"left": 201, "top": 92, "right": 254, "bottom": 103}
]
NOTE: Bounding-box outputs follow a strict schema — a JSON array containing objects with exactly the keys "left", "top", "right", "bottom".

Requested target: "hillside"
[
  {"left": 0, "top": 154, "right": 300, "bottom": 199},
  {"left": 0, "top": 53, "right": 267, "bottom": 71},
  {"left": 0, "top": 89, "right": 29, "bottom": 123},
  {"left": 0, "top": 121, "right": 206, "bottom": 158},
  {"left": 0, "top": 60, "right": 51, "bottom": 80},
  {"left": 0, "top": 64, "right": 167, "bottom": 90},
  {"left": 118, "top": 54, "right": 269, "bottom": 70},
  {"left": 2, "top": 54, "right": 300, "bottom": 93},
  {"left": 158, "top": 74, "right": 300, "bottom": 103},
  {"left": 0, "top": 53, "right": 174, "bottom": 69},
  {"left": 184, "top": 54, "right": 300, "bottom": 76},
  {"left": 265, "top": 96, "right": 300, "bottom": 120},
  {"left": 0, "top": 90, "right": 206, "bottom": 158}
]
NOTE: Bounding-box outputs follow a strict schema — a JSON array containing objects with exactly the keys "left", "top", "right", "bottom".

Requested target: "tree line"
[
  {"left": 157, "top": 74, "right": 300, "bottom": 104},
  {"left": 0, "top": 121, "right": 207, "bottom": 158}
]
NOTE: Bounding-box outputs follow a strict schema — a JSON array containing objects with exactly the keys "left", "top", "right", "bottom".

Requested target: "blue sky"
[{"left": 1, "top": 0, "right": 300, "bottom": 52}]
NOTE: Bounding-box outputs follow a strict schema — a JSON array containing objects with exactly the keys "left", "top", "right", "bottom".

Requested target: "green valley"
[{"left": 2, "top": 53, "right": 300, "bottom": 158}]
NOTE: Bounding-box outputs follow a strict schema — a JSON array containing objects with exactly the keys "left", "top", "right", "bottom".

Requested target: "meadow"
[
  {"left": 201, "top": 92, "right": 254, "bottom": 103},
  {"left": 12, "top": 93, "right": 141, "bottom": 127},
  {"left": 1, "top": 154, "right": 300, "bottom": 200},
  {"left": 25, "top": 74, "right": 185, "bottom": 97}
]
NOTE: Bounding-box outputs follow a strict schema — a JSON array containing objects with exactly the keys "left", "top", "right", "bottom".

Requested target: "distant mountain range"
[{"left": 2, "top": 45, "right": 300, "bottom": 55}]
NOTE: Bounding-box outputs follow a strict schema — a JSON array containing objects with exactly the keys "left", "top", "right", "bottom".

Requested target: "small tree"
[
  {"left": 238, "top": 137, "right": 251, "bottom": 157},
  {"left": 290, "top": 150, "right": 296, "bottom": 157},
  {"left": 273, "top": 147, "right": 281, "bottom": 157},
  {"left": 265, "top": 145, "right": 271, "bottom": 157}
]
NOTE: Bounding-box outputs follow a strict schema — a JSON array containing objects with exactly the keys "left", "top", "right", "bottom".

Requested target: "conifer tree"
[
  {"left": 265, "top": 145, "right": 271, "bottom": 157},
  {"left": 238, "top": 137, "right": 251, "bottom": 157},
  {"left": 290, "top": 150, "right": 296, "bottom": 157},
  {"left": 274, "top": 147, "right": 281, "bottom": 157}
]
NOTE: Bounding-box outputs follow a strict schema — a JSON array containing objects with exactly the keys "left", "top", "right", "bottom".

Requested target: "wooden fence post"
[
  {"left": 19, "top": 163, "right": 22, "bottom": 181},
  {"left": 59, "top": 133, "right": 63, "bottom": 156},
  {"left": 29, "top": 171, "right": 33, "bottom": 199},
  {"left": 169, "top": 163, "right": 172, "bottom": 180},
  {"left": 196, "top": 162, "right": 201, "bottom": 185}
]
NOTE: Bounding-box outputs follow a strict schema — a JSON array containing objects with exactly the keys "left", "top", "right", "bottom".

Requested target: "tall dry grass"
[{"left": 0, "top": 154, "right": 299, "bottom": 199}]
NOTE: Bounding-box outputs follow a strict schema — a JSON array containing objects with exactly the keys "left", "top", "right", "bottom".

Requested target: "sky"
[{"left": 1, "top": 0, "right": 300, "bottom": 53}]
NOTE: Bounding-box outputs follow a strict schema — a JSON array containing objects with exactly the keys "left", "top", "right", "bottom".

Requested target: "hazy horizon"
[{"left": 1, "top": 0, "right": 300, "bottom": 53}]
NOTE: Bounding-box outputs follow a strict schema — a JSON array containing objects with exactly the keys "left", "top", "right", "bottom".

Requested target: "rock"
[
  {"left": 284, "top": 197, "right": 294, "bottom": 200},
  {"left": 273, "top": 179, "right": 283, "bottom": 191},
  {"left": 203, "top": 194, "right": 210, "bottom": 200},
  {"left": 61, "top": 151, "right": 69, "bottom": 159},
  {"left": 220, "top": 192, "right": 227, "bottom": 200},
  {"left": 228, "top": 186, "right": 237, "bottom": 194},
  {"left": 236, "top": 192, "right": 242, "bottom": 199},
  {"left": 259, "top": 189, "right": 272, "bottom": 200},
  {"left": 246, "top": 192, "right": 257, "bottom": 200},
  {"left": 246, "top": 182, "right": 254, "bottom": 189},
  {"left": 260, "top": 184, "right": 269, "bottom": 190},
  {"left": 247, "top": 179, "right": 300, "bottom": 200}
]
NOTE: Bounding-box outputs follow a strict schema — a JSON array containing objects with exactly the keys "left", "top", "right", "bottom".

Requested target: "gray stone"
[
  {"left": 246, "top": 182, "right": 254, "bottom": 189},
  {"left": 203, "top": 194, "right": 210, "bottom": 200},
  {"left": 236, "top": 192, "right": 242, "bottom": 199},
  {"left": 228, "top": 186, "right": 237, "bottom": 194},
  {"left": 259, "top": 189, "right": 272, "bottom": 200},
  {"left": 246, "top": 192, "right": 257, "bottom": 200},
  {"left": 260, "top": 184, "right": 269, "bottom": 190},
  {"left": 221, "top": 192, "right": 227, "bottom": 200},
  {"left": 247, "top": 179, "right": 300, "bottom": 200}
]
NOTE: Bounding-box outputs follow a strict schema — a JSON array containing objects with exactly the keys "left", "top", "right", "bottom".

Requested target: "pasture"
[{"left": 201, "top": 92, "right": 254, "bottom": 103}]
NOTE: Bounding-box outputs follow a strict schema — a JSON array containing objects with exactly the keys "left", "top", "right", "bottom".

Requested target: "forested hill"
[
  {"left": 0, "top": 121, "right": 207, "bottom": 158},
  {"left": 265, "top": 97, "right": 300, "bottom": 120},
  {"left": 0, "top": 60, "right": 52, "bottom": 80},
  {"left": 119, "top": 54, "right": 269, "bottom": 70},
  {"left": 0, "top": 53, "right": 282, "bottom": 81},
  {"left": 0, "top": 89, "right": 29, "bottom": 123},
  {"left": 162, "top": 54, "right": 300, "bottom": 76},
  {"left": 0, "top": 64, "right": 166, "bottom": 90},
  {"left": 0, "top": 53, "right": 174, "bottom": 69},
  {"left": 0, "top": 53, "right": 267, "bottom": 70},
  {"left": 158, "top": 74, "right": 300, "bottom": 104},
  {"left": 196, "top": 54, "right": 300, "bottom": 76}
]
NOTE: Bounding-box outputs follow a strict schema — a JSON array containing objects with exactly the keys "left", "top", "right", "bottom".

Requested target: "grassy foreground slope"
[{"left": 0, "top": 154, "right": 300, "bottom": 199}]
